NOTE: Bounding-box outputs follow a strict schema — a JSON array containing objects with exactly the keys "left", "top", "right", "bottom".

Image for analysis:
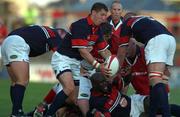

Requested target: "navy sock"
[
  {"left": 45, "top": 90, "right": 68, "bottom": 115},
  {"left": 12, "top": 84, "right": 26, "bottom": 115},
  {"left": 149, "top": 83, "right": 170, "bottom": 117},
  {"left": 10, "top": 86, "right": 14, "bottom": 103},
  {"left": 170, "top": 104, "right": 180, "bottom": 117}
]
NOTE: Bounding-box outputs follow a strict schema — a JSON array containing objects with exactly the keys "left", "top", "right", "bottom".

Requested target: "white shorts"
[
  {"left": 51, "top": 51, "right": 92, "bottom": 100},
  {"left": 145, "top": 34, "right": 176, "bottom": 66},
  {"left": 130, "top": 94, "right": 146, "bottom": 117},
  {"left": 78, "top": 77, "right": 92, "bottom": 100},
  {"left": 1, "top": 35, "right": 30, "bottom": 65}
]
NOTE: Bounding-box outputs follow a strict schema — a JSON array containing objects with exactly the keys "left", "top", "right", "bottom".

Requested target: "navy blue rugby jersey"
[
  {"left": 120, "top": 16, "right": 173, "bottom": 45},
  {"left": 69, "top": 15, "right": 109, "bottom": 60},
  {"left": 8, "top": 25, "right": 61, "bottom": 57},
  {"left": 56, "top": 32, "right": 84, "bottom": 60}
]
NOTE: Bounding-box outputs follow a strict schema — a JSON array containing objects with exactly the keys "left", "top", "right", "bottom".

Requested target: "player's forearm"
[
  {"left": 79, "top": 48, "right": 98, "bottom": 68},
  {"left": 121, "top": 85, "right": 129, "bottom": 95},
  {"left": 99, "top": 49, "right": 111, "bottom": 60},
  {"left": 117, "top": 46, "right": 127, "bottom": 66}
]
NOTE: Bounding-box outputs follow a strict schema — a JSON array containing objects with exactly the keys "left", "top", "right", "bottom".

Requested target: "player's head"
[
  {"left": 100, "top": 22, "right": 112, "bottom": 41},
  {"left": 90, "top": 72, "right": 111, "bottom": 93},
  {"left": 110, "top": 1, "right": 123, "bottom": 21},
  {"left": 90, "top": 2, "right": 108, "bottom": 26},
  {"left": 123, "top": 12, "right": 137, "bottom": 21}
]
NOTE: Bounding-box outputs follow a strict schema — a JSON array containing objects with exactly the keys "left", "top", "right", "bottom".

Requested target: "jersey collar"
[{"left": 87, "top": 15, "right": 94, "bottom": 26}]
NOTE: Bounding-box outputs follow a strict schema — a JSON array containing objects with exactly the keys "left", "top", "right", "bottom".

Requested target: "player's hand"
[
  {"left": 120, "top": 65, "right": 131, "bottom": 77},
  {"left": 90, "top": 108, "right": 107, "bottom": 117},
  {"left": 97, "top": 63, "right": 112, "bottom": 78},
  {"left": 80, "top": 66, "right": 90, "bottom": 77},
  {"left": 94, "top": 110, "right": 105, "bottom": 117}
]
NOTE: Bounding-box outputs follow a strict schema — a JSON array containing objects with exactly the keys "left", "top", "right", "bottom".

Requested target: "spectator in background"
[
  {"left": 23, "top": 5, "right": 39, "bottom": 25},
  {"left": 0, "top": 19, "right": 8, "bottom": 44},
  {"left": 0, "top": 19, "right": 8, "bottom": 71},
  {"left": 51, "top": 8, "right": 65, "bottom": 28}
]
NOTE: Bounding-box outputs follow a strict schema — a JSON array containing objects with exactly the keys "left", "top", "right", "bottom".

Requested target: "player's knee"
[
  {"left": 162, "top": 74, "right": 169, "bottom": 85},
  {"left": 16, "top": 79, "right": 29, "bottom": 86},
  {"left": 149, "top": 71, "right": 164, "bottom": 86}
]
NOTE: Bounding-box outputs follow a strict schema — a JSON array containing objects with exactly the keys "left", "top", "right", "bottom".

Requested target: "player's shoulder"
[{"left": 71, "top": 17, "right": 88, "bottom": 27}]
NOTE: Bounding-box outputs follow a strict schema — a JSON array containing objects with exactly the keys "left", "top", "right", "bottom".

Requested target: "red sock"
[
  {"left": 165, "top": 84, "right": 170, "bottom": 93},
  {"left": 43, "top": 89, "right": 56, "bottom": 104}
]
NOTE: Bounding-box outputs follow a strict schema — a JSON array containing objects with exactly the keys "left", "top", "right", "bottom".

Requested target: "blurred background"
[{"left": 0, "top": 0, "right": 179, "bottom": 115}]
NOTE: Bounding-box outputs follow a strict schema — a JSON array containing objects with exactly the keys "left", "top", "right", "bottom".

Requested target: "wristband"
[{"left": 92, "top": 60, "right": 100, "bottom": 69}]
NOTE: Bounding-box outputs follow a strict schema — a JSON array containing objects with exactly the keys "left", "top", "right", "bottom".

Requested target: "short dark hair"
[{"left": 91, "top": 2, "right": 108, "bottom": 13}]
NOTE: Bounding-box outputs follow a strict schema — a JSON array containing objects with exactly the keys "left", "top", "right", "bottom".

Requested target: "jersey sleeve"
[
  {"left": 70, "top": 22, "right": 88, "bottom": 48},
  {"left": 119, "top": 20, "right": 132, "bottom": 47}
]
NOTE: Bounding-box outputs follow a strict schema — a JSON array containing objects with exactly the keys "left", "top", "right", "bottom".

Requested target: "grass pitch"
[
  {"left": 0, "top": 79, "right": 54, "bottom": 116},
  {"left": 0, "top": 79, "right": 180, "bottom": 116}
]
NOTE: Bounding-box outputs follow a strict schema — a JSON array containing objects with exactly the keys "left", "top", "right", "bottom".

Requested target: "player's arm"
[
  {"left": 120, "top": 60, "right": 133, "bottom": 94},
  {"left": 121, "top": 85, "right": 129, "bottom": 95},
  {"left": 79, "top": 48, "right": 111, "bottom": 77},
  {"left": 117, "top": 20, "right": 132, "bottom": 66},
  {"left": 70, "top": 23, "right": 111, "bottom": 76},
  {"left": 79, "top": 48, "right": 98, "bottom": 68},
  {"left": 121, "top": 74, "right": 132, "bottom": 94},
  {"left": 117, "top": 46, "right": 128, "bottom": 66},
  {"left": 99, "top": 48, "right": 111, "bottom": 60}
]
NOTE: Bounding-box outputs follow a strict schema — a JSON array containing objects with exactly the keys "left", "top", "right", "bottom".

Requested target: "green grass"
[
  {"left": 0, "top": 79, "right": 180, "bottom": 116},
  {"left": 0, "top": 79, "right": 55, "bottom": 116}
]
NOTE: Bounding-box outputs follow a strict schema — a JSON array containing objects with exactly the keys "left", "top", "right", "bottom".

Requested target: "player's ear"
[{"left": 91, "top": 10, "right": 96, "bottom": 16}]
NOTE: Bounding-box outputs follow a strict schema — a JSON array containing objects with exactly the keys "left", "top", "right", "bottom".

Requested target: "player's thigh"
[
  {"left": 51, "top": 52, "right": 77, "bottom": 93},
  {"left": 10, "top": 61, "right": 29, "bottom": 84},
  {"left": 148, "top": 62, "right": 166, "bottom": 73}
]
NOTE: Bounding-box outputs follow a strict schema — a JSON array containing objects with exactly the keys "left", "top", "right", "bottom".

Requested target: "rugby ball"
[{"left": 105, "top": 55, "right": 120, "bottom": 77}]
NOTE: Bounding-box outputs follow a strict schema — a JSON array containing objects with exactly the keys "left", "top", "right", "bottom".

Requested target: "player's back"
[
  {"left": 132, "top": 16, "right": 172, "bottom": 44},
  {"left": 9, "top": 25, "right": 60, "bottom": 57}
]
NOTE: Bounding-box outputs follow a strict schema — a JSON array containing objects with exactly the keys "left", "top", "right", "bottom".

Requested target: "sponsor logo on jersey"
[
  {"left": 10, "top": 55, "right": 18, "bottom": 59},
  {"left": 88, "top": 41, "right": 95, "bottom": 46}
]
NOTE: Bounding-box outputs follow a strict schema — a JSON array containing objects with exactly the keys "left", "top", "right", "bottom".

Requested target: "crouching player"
[
  {"left": 120, "top": 38, "right": 180, "bottom": 117},
  {"left": 87, "top": 72, "right": 146, "bottom": 117},
  {"left": 87, "top": 72, "right": 180, "bottom": 117}
]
